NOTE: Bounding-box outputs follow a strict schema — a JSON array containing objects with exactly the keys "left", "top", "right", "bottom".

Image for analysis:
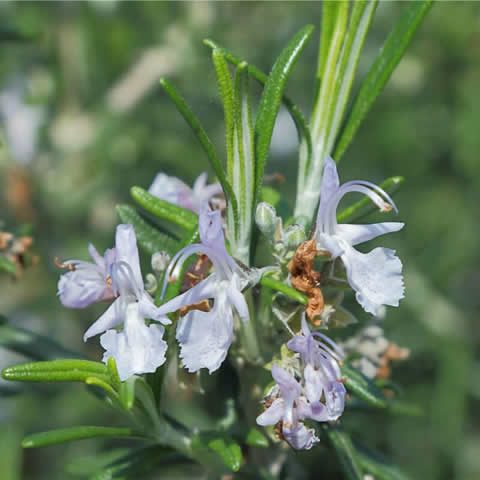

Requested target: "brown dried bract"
[
  {"left": 178, "top": 254, "right": 212, "bottom": 316},
  {"left": 274, "top": 420, "right": 285, "bottom": 441},
  {"left": 288, "top": 239, "right": 324, "bottom": 324},
  {"left": 376, "top": 343, "right": 410, "bottom": 380}
]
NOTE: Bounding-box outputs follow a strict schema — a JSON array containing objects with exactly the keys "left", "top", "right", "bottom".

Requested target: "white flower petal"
[
  {"left": 176, "top": 293, "right": 234, "bottom": 373},
  {"left": 226, "top": 280, "right": 249, "bottom": 322},
  {"left": 156, "top": 275, "right": 217, "bottom": 316},
  {"left": 84, "top": 297, "right": 127, "bottom": 341},
  {"left": 316, "top": 233, "right": 344, "bottom": 259},
  {"left": 100, "top": 303, "right": 167, "bottom": 381},
  {"left": 335, "top": 222, "right": 404, "bottom": 247},
  {"left": 341, "top": 245, "right": 404, "bottom": 315},
  {"left": 256, "top": 398, "right": 285, "bottom": 426},
  {"left": 138, "top": 292, "right": 171, "bottom": 325}
]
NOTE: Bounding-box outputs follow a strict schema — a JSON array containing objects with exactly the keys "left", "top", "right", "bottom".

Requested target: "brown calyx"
[
  {"left": 288, "top": 239, "right": 324, "bottom": 324},
  {"left": 376, "top": 343, "right": 410, "bottom": 380}
]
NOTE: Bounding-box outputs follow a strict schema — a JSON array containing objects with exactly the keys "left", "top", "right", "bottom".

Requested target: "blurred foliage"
[{"left": 0, "top": 2, "right": 480, "bottom": 479}]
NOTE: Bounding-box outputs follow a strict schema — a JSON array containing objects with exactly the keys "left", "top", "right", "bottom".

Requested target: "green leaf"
[
  {"left": 66, "top": 449, "right": 129, "bottom": 477},
  {"left": 159, "top": 78, "right": 239, "bottom": 227},
  {"left": 192, "top": 433, "right": 242, "bottom": 472},
  {"left": 334, "top": 0, "right": 433, "bottom": 160},
  {"left": 203, "top": 39, "right": 312, "bottom": 177},
  {"left": 317, "top": 1, "right": 342, "bottom": 81},
  {"left": 0, "top": 322, "right": 83, "bottom": 360},
  {"left": 342, "top": 363, "right": 387, "bottom": 408},
  {"left": 116, "top": 204, "right": 179, "bottom": 256},
  {"left": 22, "top": 426, "right": 134, "bottom": 449},
  {"left": 323, "top": 424, "right": 363, "bottom": 480},
  {"left": 356, "top": 447, "right": 411, "bottom": 480},
  {"left": 212, "top": 49, "right": 235, "bottom": 185},
  {"left": 245, "top": 428, "right": 269, "bottom": 448},
  {"left": 254, "top": 25, "right": 314, "bottom": 207},
  {"left": 119, "top": 376, "right": 136, "bottom": 411},
  {"left": 2, "top": 359, "right": 111, "bottom": 384},
  {"left": 130, "top": 186, "right": 197, "bottom": 231},
  {"left": 324, "top": 0, "right": 378, "bottom": 157},
  {"left": 260, "top": 275, "right": 308, "bottom": 306},
  {"left": 337, "top": 176, "right": 404, "bottom": 223},
  {"left": 0, "top": 255, "right": 17, "bottom": 276}
]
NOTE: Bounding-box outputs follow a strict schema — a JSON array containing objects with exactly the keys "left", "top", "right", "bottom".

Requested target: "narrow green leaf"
[
  {"left": 260, "top": 275, "right": 308, "bottom": 306},
  {"left": 203, "top": 39, "right": 312, "bottom": 174},
  {"left": 325, "top": 0, "right": 378, "bottom": 157},
  {"left": 66, "top": 449, "right": 129, "bottom": 477},
  {"left": 317, "top": 1, "right": 341, "bottom": 81},
  {"left": 22, "top": 426, "right": 134, "bottom": 449},
  {"left": 245, "top": 428, "right": 269, "bottom": 448},
  {"left": 342, "top": 363, "right": 387, "bottom": 408},
  {"left": 116, "top": 204, "right": 179, "bottom": 256},
  {"left": 2, "top": 359, "right": 111, "bottom": 384},
  {"left": 323, "top": 424, "right": 364, "bottom": 480},
  {"left": 335, "top": 0, "right": 433, "bottom": 160},
  {"left": 337, "top": 176, "right": 404, "bottom": 223},
  {"left": 0, "top": 322, "right": 83, "bottom": 360},
  {"left": 85, "top": 376, "right": 118, "bottom": 399},
  {"left": 356, "top": 447, "right": 411, "bottom": 480},
  {"left": 0, "top": 255, "right": 17, "bottom": 276},
  {"left": 130, "top": 186, "right": 197, "bottom": 231},
  {"left": 159, "top": 78, "right": 239, "bottom": 227},
  {"left": 212, "top": 49, "right": 235, "bottom": 185},
  {"left": 254, "top": 25, "right": 314, "bottom": 207}
]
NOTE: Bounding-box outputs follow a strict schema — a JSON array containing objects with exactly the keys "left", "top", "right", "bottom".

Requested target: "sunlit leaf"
[
  {"left": 245, "top": 428, "right": 269, "bottom": 448},
  {"left": 335, "top": 0, "right": 433, "bottom": 160},
  {"left": 130, "top": 186, "right": 197, "bottom": 231},
  {"left": 2, "top": 359, "right": 111, "bottom": 384},
  {"left": 192, "top": 432, "right": 242, "bottom": 472},
  {"left": 254, "top": 25, "right": 314, "bottom": 207}
]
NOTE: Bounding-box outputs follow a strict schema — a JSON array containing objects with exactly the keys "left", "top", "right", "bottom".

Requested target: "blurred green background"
[{"left": 0, "top": 2, "right": 479, "bottom": 479}]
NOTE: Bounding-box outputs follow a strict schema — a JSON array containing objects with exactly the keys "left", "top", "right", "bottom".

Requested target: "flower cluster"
[
  {"left": 257, "top": 316, "right": 346, "bottom": 450},
  {"left": 57, "top": 156, "right": 404, "bottom": 449}
]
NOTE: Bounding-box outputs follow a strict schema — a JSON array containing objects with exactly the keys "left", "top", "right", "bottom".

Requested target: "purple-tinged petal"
[
  {"left": 316, "top": 156, "right": 340, "bottom": 230},
  {"left": 283, "top": 422, "right": 319, "bottom": 450},
  {"left": 88, "top": 244, "right": 105, "bottom": 268},
  {"left": 256, "top": 398, "right": 285, "bottom": 426},
  {"left": 324, "top": 381, "right": 346, "bottom": 420},
  {"left": 335, "top": 222, "right": 404, "bottom": 247},
  {"left": 198, "top": 205, "right": 227, "bottom": 252},
  {"left": 115, "top": 224, "right": 143, "bottom": 291},
  {"left": 84, "top": 297, "right": 127, "bottom": 341},
  {"left": 148, "top": 173, "right": 192, "bottom": 207},
  {"left": 341, "top": 245, "right": 404, "bottom": 316},
  {"left": 100, "top": 302, "right": 167, "bottom": 381},
  {"left": 58, "top": 266, "right": 112, "bottom": 309},
  {"left": 304, "top": 363, "right": 324, "bottom": 404},
  {"left": 271, "top": 364, "right": 302, "bottom": 403}
]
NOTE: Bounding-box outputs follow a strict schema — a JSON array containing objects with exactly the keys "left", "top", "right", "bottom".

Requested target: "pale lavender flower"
[
  {"left": 155, "top": 205, "right": 252, "bottom": 374},
  {"left": 148, "top": 172, "right": 223, "bottom": 215},
  {"left": 287, "top": 315, "right": 346, "bottom": 421},
  {"left": 57, "top": 244, "right": 116, "bottom": 309},
  {"left": 314, "top": 156, "right": 405, "bottom": 316},
  {"left": 256, "top": 364, "right": 321, "bottom": 450},
  {"left": 74, "top": 224, "right": 171, "bottom": 381},
  {"left": 100, "top": 302, "right": 167, "bottom": 381}
]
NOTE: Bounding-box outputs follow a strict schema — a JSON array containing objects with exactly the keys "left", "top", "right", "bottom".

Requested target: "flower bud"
[
  {"left": 283, "top": 224, "right": 305, "bottom": 250},
  {"left": 151, "top": 251, "right": 170, "bottom": 274},
  {"left": 145, "top": 273, "right": 158, "bottom": 294},
  {"left": 255, "top": 202, "right": 278, "bottom": 236}
]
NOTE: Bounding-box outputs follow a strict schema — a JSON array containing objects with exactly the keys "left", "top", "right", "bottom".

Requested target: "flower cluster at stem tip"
[{"left": 57, "top": 159, "right": 404, "bottom": 450}]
